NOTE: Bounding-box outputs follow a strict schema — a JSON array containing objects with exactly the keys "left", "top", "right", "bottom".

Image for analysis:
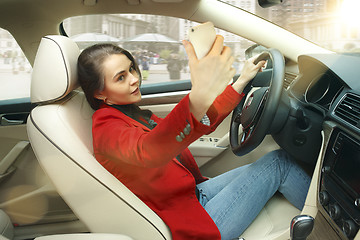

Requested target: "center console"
[{"left": 319, "top": 128, "right": 360, "bottom": 239}]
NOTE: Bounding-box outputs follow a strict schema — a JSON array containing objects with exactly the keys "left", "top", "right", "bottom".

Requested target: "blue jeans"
[{"left": 196, "top": 149, "right": 310, "bottom": 240}]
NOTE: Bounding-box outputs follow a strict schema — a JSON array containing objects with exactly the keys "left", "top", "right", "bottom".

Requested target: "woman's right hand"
[{"left": 183, "top": 35, "right": 236, "bottom": 121}]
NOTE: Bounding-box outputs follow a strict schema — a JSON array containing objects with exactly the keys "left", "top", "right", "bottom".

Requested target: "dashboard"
[{"left": 286, "top": 53, "right": 360, "bottom": 239}]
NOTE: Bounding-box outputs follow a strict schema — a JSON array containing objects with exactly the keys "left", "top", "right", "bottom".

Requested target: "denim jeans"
[{"left": 196, "top": 149, "right": 310, "bottom": 240}]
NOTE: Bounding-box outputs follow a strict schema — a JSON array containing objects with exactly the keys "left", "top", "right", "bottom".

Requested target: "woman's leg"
[{"left": 196, "top": 149, "right": 310, "bottom": 240}]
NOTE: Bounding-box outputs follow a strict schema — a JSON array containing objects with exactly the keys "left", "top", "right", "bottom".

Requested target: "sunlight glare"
[{"left": 339, "top": 0, "right": 360, "bottom": 28}]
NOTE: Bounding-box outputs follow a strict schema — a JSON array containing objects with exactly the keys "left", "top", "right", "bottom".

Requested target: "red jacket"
[{"left": 92, "top": 85, "right": 244, "bottom": 239}]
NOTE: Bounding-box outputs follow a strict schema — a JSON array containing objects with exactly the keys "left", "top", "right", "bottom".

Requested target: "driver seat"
[
  {"left": 26, "top": 35, "right": 171, "bottom": 239},
  {"left": 27, "top": 35, "right": 300, "bottom": 240}
]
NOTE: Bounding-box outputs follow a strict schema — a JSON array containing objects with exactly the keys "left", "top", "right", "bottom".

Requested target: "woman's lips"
[{"left": 131, "top": 87, "right": 140, "bottom": 95}]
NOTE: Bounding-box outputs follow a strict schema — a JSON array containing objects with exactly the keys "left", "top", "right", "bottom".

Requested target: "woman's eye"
[
  {"left": 118, "top": 75, "right": 125, "bottom": 81},
  {"left": 129, "top": 66, "right": 134, "bottom": 72}
]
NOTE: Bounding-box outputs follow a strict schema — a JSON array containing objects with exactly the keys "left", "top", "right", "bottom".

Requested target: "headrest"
[{"left": 31, "top": 35, "right": 80, "bottom": 104}]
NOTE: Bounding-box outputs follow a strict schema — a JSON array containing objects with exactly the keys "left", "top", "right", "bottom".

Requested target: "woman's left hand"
[{"left": 232, "top": 55, "right": 266, "bottom": 93}]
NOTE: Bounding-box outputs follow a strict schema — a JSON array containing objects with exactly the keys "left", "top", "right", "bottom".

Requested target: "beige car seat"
[
  {"left": 0, "top": 209, "right": 13, "bottom": 240},
  {"left": 26, "top": 35, "right": 171, "bottom": 240}
]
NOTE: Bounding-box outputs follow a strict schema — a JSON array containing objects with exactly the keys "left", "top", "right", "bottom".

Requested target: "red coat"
[{"left": 92, "top": 85, "right": 244, "bottom": 239}]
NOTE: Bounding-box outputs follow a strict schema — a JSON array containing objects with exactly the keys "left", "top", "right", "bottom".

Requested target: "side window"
[
  {"left": 63, "top": 14, "right": 255, "bottom": 87},
  {"left": 0, "top": 28, "right": 31, "bottom": 100}
]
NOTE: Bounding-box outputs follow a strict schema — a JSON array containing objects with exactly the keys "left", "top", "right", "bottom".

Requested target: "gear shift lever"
[{"left": 290, "top": 215, "right": 314, "bottom": 240}]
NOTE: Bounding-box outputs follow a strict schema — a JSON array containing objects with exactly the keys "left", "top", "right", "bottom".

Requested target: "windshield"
[
  {"left": 63, "top": 14, "right": 257, "bottom": 86},
  {"left": 238, "top": 0, "right": 360, "bottom": 53},
  {"left": 61, "top": 0, "right": 360, "bottom": 89}
]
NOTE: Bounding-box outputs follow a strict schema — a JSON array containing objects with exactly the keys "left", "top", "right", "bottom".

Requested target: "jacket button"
[
  {"left": 180, "top": 132, "right": 185, "bottom": 139},
  {"left": 184, "top": 124, "right": 191, "bottom": 135},
  {"left": 176, "top": 135, "right": 183, "bottom": 142}
]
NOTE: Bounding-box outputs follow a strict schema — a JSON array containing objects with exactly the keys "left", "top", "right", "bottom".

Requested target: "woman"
[
  {"left": 167, "top": 53, "right": 182, "bottom": 80},
  {"left": 77, "top": 36, "right": 310, "bottom": 240}
]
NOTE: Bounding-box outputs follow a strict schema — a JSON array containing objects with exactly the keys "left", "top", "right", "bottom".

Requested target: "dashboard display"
[
  {"left": 304, "top": 71, "right": 343, "bottom": 110},
  {"left": 305, "top": 73, "right": 330, "bottom": 103},
  {"left": 332, "top": 135, "right": 360, "bottom": 197}
]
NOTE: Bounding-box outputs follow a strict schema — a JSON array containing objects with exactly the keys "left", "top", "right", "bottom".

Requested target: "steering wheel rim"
[{"left": 230, "top": 49, "right": 285, "bottom": 156}]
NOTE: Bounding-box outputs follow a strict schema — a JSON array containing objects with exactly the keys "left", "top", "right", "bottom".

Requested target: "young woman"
[{"left": 77, "top": 36, "right": 310, "bottom": 240}]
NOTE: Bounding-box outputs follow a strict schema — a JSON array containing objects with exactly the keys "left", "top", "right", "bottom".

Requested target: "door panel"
[
  {"left": 0, "top": 123, "right": 78, "bottom": 226},
  {"left": 0, "top": 101, "right": 82, "bottom": 233}
]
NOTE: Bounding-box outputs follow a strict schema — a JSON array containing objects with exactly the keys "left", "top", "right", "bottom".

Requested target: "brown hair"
[{"left": 77, "top": 43, "right": 142, "bottom": 110}]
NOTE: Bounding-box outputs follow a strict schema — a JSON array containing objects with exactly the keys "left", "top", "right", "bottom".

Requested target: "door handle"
[
  {"left": 0, "top": 141, "right": 30, "bottom": 183},
  {"left": 1, "top": 117, "right": 24, "bottom": 125},
  {"left": 0, "top": 113, "right": 29, "bottom": 126}
]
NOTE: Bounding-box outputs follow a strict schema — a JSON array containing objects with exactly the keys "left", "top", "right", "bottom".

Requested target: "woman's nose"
[{"left": 129, "top": 73, "right": 139, "bottom": 85}]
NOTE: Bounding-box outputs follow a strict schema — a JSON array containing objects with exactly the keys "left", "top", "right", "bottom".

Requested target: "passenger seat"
[{"left": 0, "top": 209, "right": 13, "bottom": 240}]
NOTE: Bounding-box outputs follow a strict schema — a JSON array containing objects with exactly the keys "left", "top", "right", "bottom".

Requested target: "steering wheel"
[{"left": 230, "top": 49, "right": 285, "bottom": 156}]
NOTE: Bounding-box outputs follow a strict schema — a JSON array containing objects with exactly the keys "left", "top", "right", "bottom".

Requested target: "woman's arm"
[
  {"left": 93, "top": 82, "right": 246, "bottom": 169},
  {"left": 93, "top": 96, "right": 215, "bottom": 168},
  {"left": 183, "top": 36, "right": 236, "bottom": 121},
  {"left": 183, "top": 37, "right": 265, "bottom": 121}
]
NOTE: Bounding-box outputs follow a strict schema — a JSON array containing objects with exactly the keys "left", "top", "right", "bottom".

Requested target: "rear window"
[{"left": 0, "top": 28, "right": 31, "bottom": 101}]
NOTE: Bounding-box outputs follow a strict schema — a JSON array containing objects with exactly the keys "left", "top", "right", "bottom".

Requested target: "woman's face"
[{"left": 96, "top": 53, "right": 141, "bottom": 105}]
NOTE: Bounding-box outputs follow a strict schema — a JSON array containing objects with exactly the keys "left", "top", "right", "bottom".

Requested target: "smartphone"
[{"left": 188, "top": 22, "right": 216, "bottom": 59}]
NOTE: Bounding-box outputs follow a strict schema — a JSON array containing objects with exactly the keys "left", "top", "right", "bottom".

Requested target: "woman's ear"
[{"left": 94, "top": 91, "right": 106, "bottom": 101}]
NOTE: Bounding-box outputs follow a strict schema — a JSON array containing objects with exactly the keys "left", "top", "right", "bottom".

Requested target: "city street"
[
  {"left": 142, "top": 63, "right": 191, "bottom": 84},
  {"left": 0, "top": 61, "right": 31, "bottom": 101}
]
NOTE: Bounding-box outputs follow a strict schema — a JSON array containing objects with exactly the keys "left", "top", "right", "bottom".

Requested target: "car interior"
[{"left": 0, "top": 0, "right": 359, "bottom": 240}]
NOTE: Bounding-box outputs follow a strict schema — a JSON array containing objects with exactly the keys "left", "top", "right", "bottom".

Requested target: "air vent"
[
  {"left": 334, "top": 93, "right": 360, "bottom": 127},
  {"left": 284, "top": 72, "right": 297, "bottom": 89}
]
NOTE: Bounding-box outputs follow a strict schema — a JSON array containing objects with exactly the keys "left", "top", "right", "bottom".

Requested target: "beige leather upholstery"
[
  {"left": 27, "top": 36, "right": 171, "bottom": 240},
  {"left": 241, "top": 193, "right": 300, "bottom": 240},
  {"left": 30, "top": 36, "right": 79, "bottom": 104},
  {"left": 0, "top": 210, "right": 13, "bottom": 240}
]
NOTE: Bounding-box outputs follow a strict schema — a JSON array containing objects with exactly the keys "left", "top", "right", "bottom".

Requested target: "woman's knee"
[
  {"left": 263, "top": 149, "right": 295, "bottom": 178},
  {"left": 269, "top": 149, "right": 294, "bottom": 164}
]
